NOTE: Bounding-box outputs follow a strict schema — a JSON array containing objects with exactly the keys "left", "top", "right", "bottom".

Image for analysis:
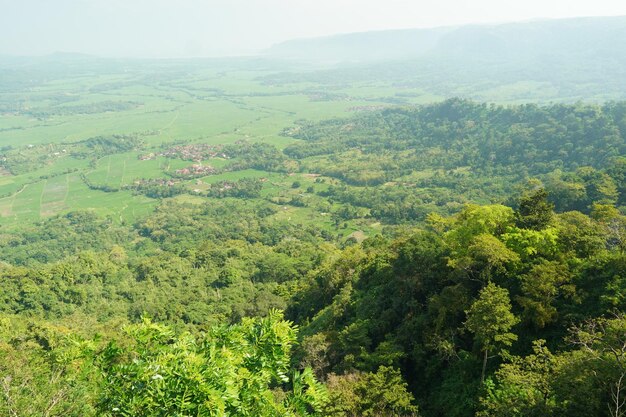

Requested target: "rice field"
[{"left": 0, "top": 62, "right": 395, "bottom": 225}]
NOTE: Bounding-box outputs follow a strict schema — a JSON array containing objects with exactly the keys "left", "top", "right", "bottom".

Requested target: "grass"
[{"left": 40, "top": 174, "right": 70, "bottom": 216}]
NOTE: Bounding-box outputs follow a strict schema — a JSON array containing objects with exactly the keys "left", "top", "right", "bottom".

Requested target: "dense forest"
[
  {"left": 282, "top": 99, "right": 626, "bottom": 224},
  {"left": 1, "top": 95, "right": 626, "bottom": 416}
]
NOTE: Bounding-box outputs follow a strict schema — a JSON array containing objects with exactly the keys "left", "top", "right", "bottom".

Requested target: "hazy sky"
[{"left": 1, "top": 0, "right": 625, "bottom": 58}]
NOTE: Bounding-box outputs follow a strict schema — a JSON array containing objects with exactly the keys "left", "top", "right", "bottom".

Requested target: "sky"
[{"left": 1, "top": 0, "right": 625, "bottom": 58}]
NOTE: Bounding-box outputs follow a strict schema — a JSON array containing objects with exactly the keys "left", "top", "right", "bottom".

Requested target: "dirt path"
[
  {"left": 165, "top": 110, "right": 180, "bottom": 129},
  {"left": 120, "top": 158, "right": 127, "bottom": 186},
  {"left": 160, "top": 110, "right": 180, "bottom": 138},
  {"left": 38, "top": 179, "right": 48, "bottom": 213},
  {"left": 0, "top": 183, "right": 29, "bottom": 217}
]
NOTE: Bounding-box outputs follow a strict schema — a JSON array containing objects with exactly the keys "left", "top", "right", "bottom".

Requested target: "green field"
[
  {"left": 5, "top": 57, "right": 596, "bottom": 228},
  {"left": 0, "top": 62, "right": 399, "bottom": 227}
]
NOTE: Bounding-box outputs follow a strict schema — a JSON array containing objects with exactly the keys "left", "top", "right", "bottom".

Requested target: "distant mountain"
[
  {"left": 267, "top": 27, "right": 454, "bottom": 63},
  {"left": 267, "top": 16, "right": 626, "bottom": 64},
  {"left": 263, "top": 16, "right": 626, "bottom": 102},
  {"left": 433, "top": 16, "right": 626, "bottom": 61}
]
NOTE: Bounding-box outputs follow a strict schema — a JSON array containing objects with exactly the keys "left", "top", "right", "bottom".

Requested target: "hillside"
[
  {"left": 2, "top": 93, "right": 626, "bottom": 416},
  {"left": 2, "top": 19, "right": 626, "bottom": 416}
]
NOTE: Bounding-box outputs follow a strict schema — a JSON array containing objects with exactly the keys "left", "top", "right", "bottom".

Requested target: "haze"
[{"left": 1, "top": 0, "right": 626, "bottom": 58}]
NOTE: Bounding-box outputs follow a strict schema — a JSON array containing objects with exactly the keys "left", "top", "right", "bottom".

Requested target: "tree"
[
  {"left": 515, "top": 187, "right": 554, "bottom": 231},
  {"left": 324, "top": 366, "right": 419, "bottom": 417},
  {"left": 606, "top": 157, "right": 626, "bottom": 205},
  {"left": 571, "top": 315, "right": 626, "bottom": 417},
  {"left": 591, "top": 203, "right": 626, "bottom": 252},
  {"left": 556, "top": 211, "right": 606, "bottom": 258},
  {"left": 445, "top": 205, "right": 516, "bottom": 277},
  {"left": 94, "top": 311, "right": 328, "bottom": 417},
  {"left": 578, "top": 167, "right": 619, "bottom": 207},
  {"left": 517, "top": 261, "right": 575, "bottom": 328},
  {"left": 466, "top": 234, "right": 520, "bottom": 280},
  {"left": 544, "top": 170, "right": 587, "bottom": 212},
  {"left": 465, "top": 283, "right": 519, "bottom": 382},
  {"left": 0, "top": 318, "right": 97, "bottom": 417},
  {"left": 478, "top": 340, "right": 562, "bottom": 417},
  {"left": 446, "top": 205, "right": 515, "bottom": 248}
]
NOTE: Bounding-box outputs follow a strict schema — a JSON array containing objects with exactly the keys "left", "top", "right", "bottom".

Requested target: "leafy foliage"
[{"left": 95, "top": 311, "right": 328, "bottom": 417}]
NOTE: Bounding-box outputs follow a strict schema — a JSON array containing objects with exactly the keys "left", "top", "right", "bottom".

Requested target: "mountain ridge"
[{"left": 266, "top": 15, "right": 626, "bottom": 64}]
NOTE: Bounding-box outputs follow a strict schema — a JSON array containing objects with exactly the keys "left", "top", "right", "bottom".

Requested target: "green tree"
[
  {"left": 606, "top": 157, "right": 626, "bottom": 205},
  {"left": 571, "top": 315, "right": 626, "bottom": 417},
  {"left": 478, "top": 340, "right": 562, "bottom": 417},
  {"left": 465, "top": 283, "right": 519, "bottom": 382},
  {"left": 515, "top": 187, "right": 554, "bottom": 231},
  {"left": 517, "top": 261, "right": 575, "bottom": 328},
  {"left": 324, "top": 366, "right": 419, "bottom": 417},
  {"left": 578, "top": 166, "right": 619, "bottom": 207},
  {"left": 0, "top": 318, "right": 97, "bottom": 417},
  {"left": 94, "top": 311, "right": 327, "bottom": 417}
]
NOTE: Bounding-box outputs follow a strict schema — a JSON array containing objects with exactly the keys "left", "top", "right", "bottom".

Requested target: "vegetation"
[
  {"left": 1, "top": 52, "right": 626, "bottom": 416},
  {"left": 96, "top": 311, "right": 328, "bottom": 417}
]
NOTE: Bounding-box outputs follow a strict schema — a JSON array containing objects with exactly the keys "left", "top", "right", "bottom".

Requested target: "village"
[
  {"left": 172, "top": 164, "right": 217, "bottom": 178},
  {"left": 139, "top": 143, "right": 229, "bottom": 162},
  {"left": 0, "top": 143, "right": 69, "bottom": 175},
  {"left": 130, "top": 178, "right": 179, "bottom": 187}
]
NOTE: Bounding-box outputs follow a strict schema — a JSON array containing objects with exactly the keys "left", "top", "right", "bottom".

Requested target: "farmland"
[
  {"left": 3, "top": 55, "right": 625, "bottom": 240},
  {"left": 3, "top": 55, "right": 626, "bottom": 245},
  {"left": 0, "top": 58, "right": 400, "bottom": 230}
]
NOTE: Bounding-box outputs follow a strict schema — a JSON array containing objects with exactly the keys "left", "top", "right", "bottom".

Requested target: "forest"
[
  {"left": 2, "top": 92, "right": 626, "bottom": 416},
  {"left": 1, "top": 34, "right": 626, "bottom": 416}
]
